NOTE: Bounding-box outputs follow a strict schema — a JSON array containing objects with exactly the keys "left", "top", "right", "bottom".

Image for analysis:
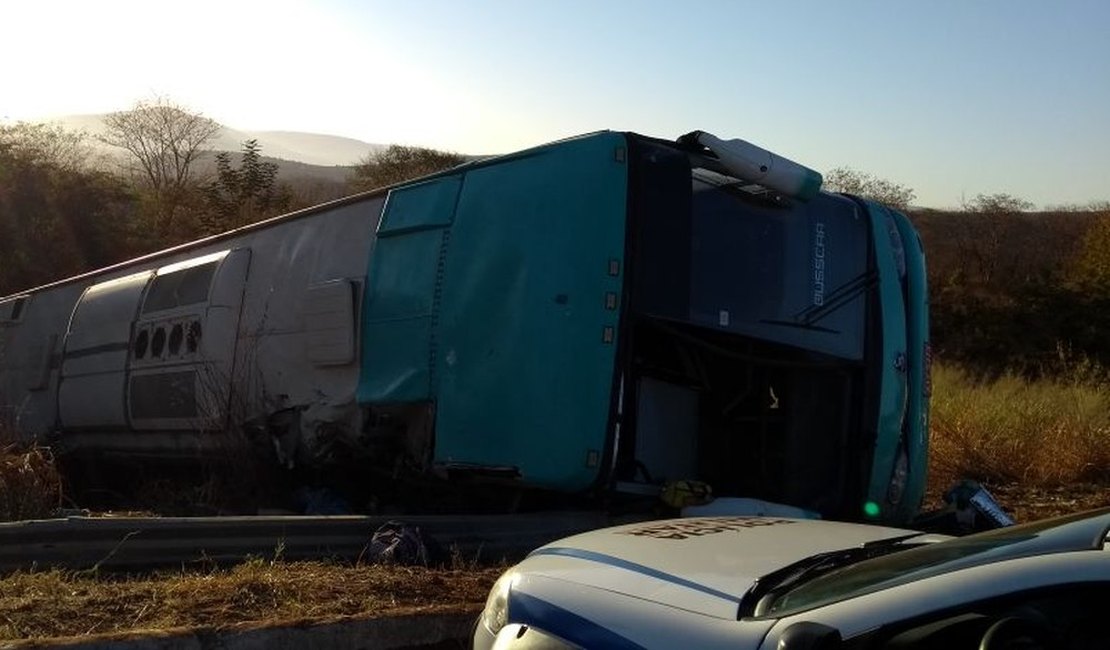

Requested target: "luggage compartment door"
[{"left": 58, "top": 270, "right": 155, "bottom": 429}]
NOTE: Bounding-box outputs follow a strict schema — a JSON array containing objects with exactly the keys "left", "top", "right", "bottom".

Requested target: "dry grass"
[
  {"left": 0, "top": 559, "right": 504, "bottom": 641},
  {"left": 928, "top": 362, "right": 1110, "bottom": 489},
  {"left": 0, "top": 423, "right": 63, "bottom": 521}
]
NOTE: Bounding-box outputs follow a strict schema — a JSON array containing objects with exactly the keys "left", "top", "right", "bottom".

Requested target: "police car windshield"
[{"left": 758, "top": 508, "right": 1110, "bottom": 618}]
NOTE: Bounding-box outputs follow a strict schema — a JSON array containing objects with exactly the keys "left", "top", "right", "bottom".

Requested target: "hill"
[
  {"left": 40, "top": 114, "right": 384, "bottom": 167},
  {"left": 33, "top": 114, "right": 369, "bottom": 205}
]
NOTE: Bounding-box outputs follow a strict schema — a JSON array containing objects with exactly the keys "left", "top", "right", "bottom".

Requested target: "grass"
[
  {"left": 927, "top": 361, "right": 1110, "bottom": 489},
  {"left": 0, "top": 559, "right": 504, "bottom": 641}
]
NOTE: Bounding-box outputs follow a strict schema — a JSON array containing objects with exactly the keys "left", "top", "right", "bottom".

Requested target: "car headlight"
[
  {"left": 886, "top": 442, "right": 909, "bottom": 506},
  {"left": 480, "top": 570, "right": 517, "bottom": 635}
]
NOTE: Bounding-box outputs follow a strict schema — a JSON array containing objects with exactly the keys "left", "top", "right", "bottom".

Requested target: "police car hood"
[{"left": 518, "top": 516, "right": 919, "bottom": 620}]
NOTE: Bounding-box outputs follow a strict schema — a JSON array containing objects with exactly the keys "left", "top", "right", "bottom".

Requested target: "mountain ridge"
[{"left": 32, "top": 114, "right": 385, "bottom": 167}]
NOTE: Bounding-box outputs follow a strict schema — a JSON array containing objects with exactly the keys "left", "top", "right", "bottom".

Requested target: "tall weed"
[
  {"left": 928, "top": 362, "right": 1110, "bottom": 488},
  {"left": 0, "top": 424, "right": 63, "bottom": 521}
]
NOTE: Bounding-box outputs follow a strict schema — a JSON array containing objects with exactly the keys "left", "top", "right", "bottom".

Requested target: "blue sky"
[{"left": 2, "top": 0, "right": 1107, "bottom": 208}]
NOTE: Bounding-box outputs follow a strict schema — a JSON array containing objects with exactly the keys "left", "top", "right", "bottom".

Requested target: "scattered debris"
[
  {"left": 944, "top": 479, "right": 1014, "bottom": 529},
  {"left": 366, "top": 521, "right": 443, "bottom": 567},
  {"left": 917, "top": 479, "right": 1029, "bottom": 534}
]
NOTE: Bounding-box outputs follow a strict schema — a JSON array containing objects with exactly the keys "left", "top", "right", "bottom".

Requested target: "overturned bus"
[{"left": 0, "top": 130, "right": 929, "bottom": 523}]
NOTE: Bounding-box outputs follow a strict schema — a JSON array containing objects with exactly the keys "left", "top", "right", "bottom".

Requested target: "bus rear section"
[
  {"left": 612, "top": 135, "right": 926, "bottom": 523},
  {"left": 352, "top": 130, "right": 927, "bottom": 523}
]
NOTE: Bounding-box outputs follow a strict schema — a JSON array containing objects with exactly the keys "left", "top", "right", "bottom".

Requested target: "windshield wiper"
[
  {"left": 737, "top": 534, "right": 921, "bottom": 619},
  {"left": 796, "top": 270, "right": 877, "bottom": 326},
  {"left": 757, "top": 270, "right": 877, "bottom": 334}
]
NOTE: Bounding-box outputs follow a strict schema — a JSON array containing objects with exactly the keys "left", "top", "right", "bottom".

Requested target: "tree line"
[
  {"left": 912, "top": 202, "right": 1110, "bottom": 380},
  {"left": 816, "top": 169, "right": 1110, "bottom": 380},
  {"left": 0, "top": 98, "right": 464, "bottom": 296},
  {"left": 4, "top": 102, "right": 1109, "bottom": 380}
]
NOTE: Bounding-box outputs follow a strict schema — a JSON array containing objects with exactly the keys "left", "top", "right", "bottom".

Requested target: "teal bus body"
[
  {"left": 358, "top": 133, "right": 629, "bottom": 490},
  {"left": 889, "top": 206, "right": 931, "bottom": 522},
  {"left": 859, "top": 201, "right": 930, "bottom": 523},
  {"left": 432, "top": 137, "right": 627, "bottom": 488},
  {"left": 0, "top": 130, "right": 928, "bottom": 524},
  {"left": 353, "top": 131, "right": 929, "bottom": 523}
]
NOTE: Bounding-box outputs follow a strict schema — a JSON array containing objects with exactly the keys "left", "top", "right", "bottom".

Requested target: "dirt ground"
[{"left": 983, "top": 482, "right": 1110, "bottom": 523}]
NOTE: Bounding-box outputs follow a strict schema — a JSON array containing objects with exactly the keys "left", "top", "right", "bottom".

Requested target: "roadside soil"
[
  {"left": 984, "top": 481, "right": 1110, "bottom": 523},
  {"left": 0, "top": 561, "right": 503, "bottom": 642}
]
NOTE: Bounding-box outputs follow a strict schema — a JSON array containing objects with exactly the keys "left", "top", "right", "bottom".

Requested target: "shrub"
[{"left": 0, "top": 425, "right": 63, "bottom": 520}]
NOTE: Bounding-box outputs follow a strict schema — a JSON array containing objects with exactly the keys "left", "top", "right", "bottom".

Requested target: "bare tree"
[
  {"left": 350, "top": 144, "right": 466, "bottom": 192},
  {"left": 100, "top": 97, "right": 220, "bottom": 237},
  {"left": 823, "top": 167, "right": 916, "bottom": 211},
  {"left": 962, "top": 192, "right": 1035, "bottom": 214},
  {"left": 952, "top": 193, "right": 1035, "bottom": 284},
  {"left": 0, "top": 122, "right": 93, "bottom": 171}
]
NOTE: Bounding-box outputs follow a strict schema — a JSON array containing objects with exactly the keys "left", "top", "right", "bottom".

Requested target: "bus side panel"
[
  {"left": 433, "top": 134, "right": 629, "bottom": 490},
  {"left": 358, "top": 176, "right": 463, "bottom": 403},
  {"left": 59, "top": 270, "right": 154, "bottom": 430},
  {"left": 1, "top": 286, "right": 87, "bottom": 435},
  {"left": 2, "top": 197, "right": 381, "bottom": 456}
]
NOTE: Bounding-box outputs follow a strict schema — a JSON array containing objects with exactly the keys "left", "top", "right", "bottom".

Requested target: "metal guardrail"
[{"left": 0, "top": 511, "right": 627, "bottom": 572}]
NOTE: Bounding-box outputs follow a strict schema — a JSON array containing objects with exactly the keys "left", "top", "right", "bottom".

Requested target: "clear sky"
[{"left": 2, "top": 0, "right": 1107, "bottom": 208}]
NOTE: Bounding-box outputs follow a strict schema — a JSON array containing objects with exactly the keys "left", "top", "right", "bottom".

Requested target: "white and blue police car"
[{"left": 475, "top": 509, "right": 1110, "bottom": 649}]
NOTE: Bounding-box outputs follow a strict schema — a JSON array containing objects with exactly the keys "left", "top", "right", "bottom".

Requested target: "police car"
[{"left": 475, "top": 509, "right": 1110, "bottom": 649}]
